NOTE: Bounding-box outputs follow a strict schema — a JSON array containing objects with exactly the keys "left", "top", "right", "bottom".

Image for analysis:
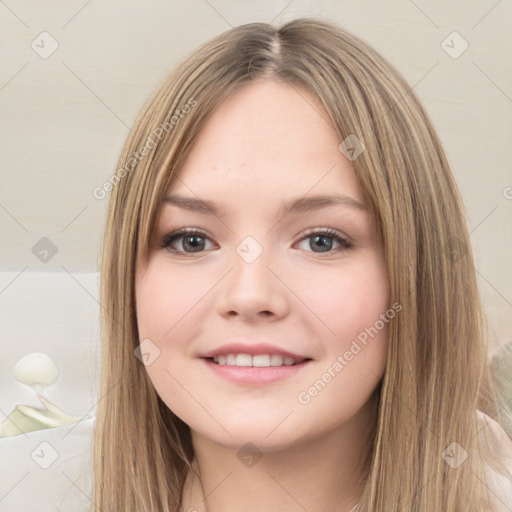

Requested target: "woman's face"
[{"left": 135, "top": 79, "right": 390, "bottom": 450}]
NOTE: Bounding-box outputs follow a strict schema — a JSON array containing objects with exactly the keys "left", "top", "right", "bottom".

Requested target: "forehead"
[{"left": 166, "top": 80, "right": 365, "bottom": 210}]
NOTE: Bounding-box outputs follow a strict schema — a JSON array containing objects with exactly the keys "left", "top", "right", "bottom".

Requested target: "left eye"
[
  {"left": 160, "top": 228, "right": 353, "bottom": 255},
  {"left": 294, "top": 229, "right": 353, "bottom": 254}
]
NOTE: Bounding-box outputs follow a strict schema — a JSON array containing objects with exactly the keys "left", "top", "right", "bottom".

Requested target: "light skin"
[{"left": 135, "top": 79, "right": 390, "bottom": 512}]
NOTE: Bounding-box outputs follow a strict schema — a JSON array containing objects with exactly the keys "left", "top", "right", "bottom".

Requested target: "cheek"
[
  {"left": 135, "top": 261, "right": 211, "bottom": 423},
  {"left": 293, "top": 261, "right": 389, "bottom": 417},
  {"left": 292, "top": 256, "right": 389, "bottom": 386},
  {"left": 134, "top": 261, "right": 202, "bottom": 400},
  {"left": 135, "top": 259, "right": 210, "bottom": 343},
  {"left": 291, "top": 255, "right": 390, "bottom": 347}
]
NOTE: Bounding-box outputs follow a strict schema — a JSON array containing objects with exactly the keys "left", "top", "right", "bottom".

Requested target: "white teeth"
[
  {"left": 212, "top": 353, "right": 299, "bottom": 367},
  {"left": 252, "top": 355, "right": 270, "bottom": 367},
  {"left": 270, "top": 354, "right": 284, "bottom": 366},
  {"left": 235, "top": 354, "right": 253, "bottom": 366}
]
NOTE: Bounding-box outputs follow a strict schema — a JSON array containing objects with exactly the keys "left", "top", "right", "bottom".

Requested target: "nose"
[{"left": 215, "top": 244, "right": 290, "bottom": 323}]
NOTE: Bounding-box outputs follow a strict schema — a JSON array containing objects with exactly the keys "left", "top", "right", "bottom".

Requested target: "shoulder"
[{"left": 476, "top": 410, "right": 512, "bottom": 511}]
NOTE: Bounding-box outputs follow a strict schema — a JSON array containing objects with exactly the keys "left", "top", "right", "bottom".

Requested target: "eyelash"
[{"left": 159, "top": 227, "right": 354, "bottom": 257}]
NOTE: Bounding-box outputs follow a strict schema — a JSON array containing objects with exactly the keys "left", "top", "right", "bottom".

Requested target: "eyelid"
[{"left": 297, "top": 227, "right": 353, "bottom": 245}]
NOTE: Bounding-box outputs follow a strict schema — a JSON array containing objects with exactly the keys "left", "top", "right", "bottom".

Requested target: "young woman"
[{"left": 94, "top": 17, "right": 512, "bottom": 511}]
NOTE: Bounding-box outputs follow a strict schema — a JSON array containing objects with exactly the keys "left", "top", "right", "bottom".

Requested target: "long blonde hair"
[{"left": 95, "top": 17, "right": 508, "bottom": 511}]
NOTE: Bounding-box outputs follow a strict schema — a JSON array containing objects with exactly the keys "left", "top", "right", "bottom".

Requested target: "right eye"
[{"left": 160, "top": 228, "right": 217, "bottom": 255}]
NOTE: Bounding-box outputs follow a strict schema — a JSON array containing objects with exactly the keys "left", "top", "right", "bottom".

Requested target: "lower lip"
[{"left": 201, "top": 358, "right": 312, "bottom": 385}]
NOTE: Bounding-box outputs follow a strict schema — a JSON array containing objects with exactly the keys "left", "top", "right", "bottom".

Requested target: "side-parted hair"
[{"left": 95, "top": 17, "right": 508, "bottom": 511}]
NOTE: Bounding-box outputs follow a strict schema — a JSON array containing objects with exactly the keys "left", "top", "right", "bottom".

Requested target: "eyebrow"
[{"left": 162, "top": 193, "right": 367, "bottom": 217}]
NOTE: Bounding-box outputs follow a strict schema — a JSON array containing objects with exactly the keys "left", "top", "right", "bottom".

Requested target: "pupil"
[
  {"left": 312, "top": 235, "right": 332, "bottom": 252},
  {"left": 184, "top": 235, "right": 204, "bottom": 252}
]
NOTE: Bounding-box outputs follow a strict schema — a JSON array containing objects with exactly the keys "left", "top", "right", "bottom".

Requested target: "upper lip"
[{"left": 200, "top": 342, "right": 311, "bottom": 362}]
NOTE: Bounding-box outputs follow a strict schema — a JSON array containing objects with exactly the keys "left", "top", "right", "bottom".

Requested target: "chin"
[{"left": 187, "top": 408, "right": 323, "bottom": 453}]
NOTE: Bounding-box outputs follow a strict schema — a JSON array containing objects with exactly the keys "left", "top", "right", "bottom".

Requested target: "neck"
[{"left": 181, "top": 399, "right": 375, "bottom": 512}]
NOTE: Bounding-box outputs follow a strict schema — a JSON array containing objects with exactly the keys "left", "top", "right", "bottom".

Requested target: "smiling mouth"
[{"left": 206, "top": 354, "right": 311, "bottom": 367}]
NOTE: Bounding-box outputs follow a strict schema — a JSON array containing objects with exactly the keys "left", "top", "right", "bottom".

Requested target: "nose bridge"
[
  {"left": 229, "top": 234, "right": 273, "bottom": 295},
  {"left": 216, "top": 234, "right": 288, "bottom": 319},
  {"left": 235, "top": 234, "right": 266, "bottom": 266}
]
